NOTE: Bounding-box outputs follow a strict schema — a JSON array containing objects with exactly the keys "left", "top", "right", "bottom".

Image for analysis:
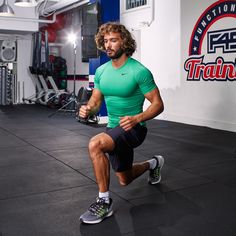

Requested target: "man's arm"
[
  {"left": 119, "top": 87, "right": 164, "bottom": 131},
  {"left": 79, "top": 88, "right": 104, "bottom": 118}
]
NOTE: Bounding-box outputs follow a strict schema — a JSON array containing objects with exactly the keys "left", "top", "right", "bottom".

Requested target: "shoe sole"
[
  {"left": 80, "top": 210, "right": 113, "bottom": 224},
  {"left": 149, "top": 155, "right": 164, "bottom": 185}
]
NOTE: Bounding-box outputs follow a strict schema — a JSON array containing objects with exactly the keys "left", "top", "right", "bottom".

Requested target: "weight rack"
[{"left": 0, "top": 65, "right": 17, "bottom": 105}]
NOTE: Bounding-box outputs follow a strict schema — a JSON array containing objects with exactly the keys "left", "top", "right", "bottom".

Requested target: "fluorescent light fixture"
[
  {"left": 14, "top": 0, "right": 37, "bottom": 7},
  {"left": 0, "top": 0, "right": 15, "bottom": 16}
]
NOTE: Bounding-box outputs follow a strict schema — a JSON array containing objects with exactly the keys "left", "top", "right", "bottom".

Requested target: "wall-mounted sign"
[{"left": 184, "top": 0, "right": 236, "bottom": 81}]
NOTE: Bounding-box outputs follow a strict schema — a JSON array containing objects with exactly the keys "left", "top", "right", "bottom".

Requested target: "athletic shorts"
[{"left": 106, "top": 123, "right": 147, "bottom": 172}]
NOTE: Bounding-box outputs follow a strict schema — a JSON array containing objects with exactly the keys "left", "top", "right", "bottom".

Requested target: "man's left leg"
[
  {"left": 107, "top": 125, "right": 163, "bottom": 186},
  {"left": 115, "top": 157, "right": 164, "bottom": 186},
  {"left": 115, "top": 161, "right": 150, "bottom": 186}
]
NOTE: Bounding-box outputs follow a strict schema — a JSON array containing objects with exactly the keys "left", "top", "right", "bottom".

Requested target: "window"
[{"left": 126, "top": 0, "right": 148, "bottom": 10}]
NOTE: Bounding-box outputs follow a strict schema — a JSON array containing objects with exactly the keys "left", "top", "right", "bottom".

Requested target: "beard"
[{"left": 106, "top": 48, "right": 124, "bottom": 60}]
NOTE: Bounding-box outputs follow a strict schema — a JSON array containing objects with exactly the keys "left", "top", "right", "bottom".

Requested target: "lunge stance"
[{"left": 79, "top": 22, "right": 164, "bottom": 224}]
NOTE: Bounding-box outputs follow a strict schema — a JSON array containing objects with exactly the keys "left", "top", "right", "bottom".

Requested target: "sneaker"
[
  {"left": 148, "top": 155, "right": 164, "bottom": 185},
  {"left": 79, "top": 197, "right": 113, "bottom": 224}
]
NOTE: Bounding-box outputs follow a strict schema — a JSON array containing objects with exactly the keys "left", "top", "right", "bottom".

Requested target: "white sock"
[
  {"left": 99, "top": 191, "right": 110, "bottom": 203},
  {"left": 147, "top": 158, "right": 157, "bottom": 170}
]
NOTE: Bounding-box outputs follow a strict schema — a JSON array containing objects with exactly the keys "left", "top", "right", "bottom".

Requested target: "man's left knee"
[
  {"left": 119, "top": 179, "right": 129, "bottom": 186},
  {"left": 116, "top": 172, "right": 132, "bottom": 186}
]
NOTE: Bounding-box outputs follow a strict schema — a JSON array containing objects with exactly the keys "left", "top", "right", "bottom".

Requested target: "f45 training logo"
[{"left": 184, "top": 0, "right": 236, "bottom": 81}]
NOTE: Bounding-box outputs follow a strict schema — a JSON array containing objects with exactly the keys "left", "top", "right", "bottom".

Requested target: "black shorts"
[{"left": 106, "top": 124, "right": 147, "bottom": 172}]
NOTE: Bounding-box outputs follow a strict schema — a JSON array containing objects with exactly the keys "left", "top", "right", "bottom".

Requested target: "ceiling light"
[
  {"left": 67, "top": 32, "right": 77, "bottom": 46},
  {"left": 14, "top": 0, "right": 37, "bottom": 7},
  {"left": 0, "top": 0, "right": 15, "bottom": 16}
]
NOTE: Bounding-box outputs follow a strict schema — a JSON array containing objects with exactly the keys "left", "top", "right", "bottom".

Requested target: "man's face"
[{"left": 104, "top": 32, "right": 124, "bottom": 59}]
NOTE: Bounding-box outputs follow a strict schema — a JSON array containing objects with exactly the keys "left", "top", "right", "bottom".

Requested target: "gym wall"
[{"left": 121, "top": 0, "right": 236, "bottom": 132}]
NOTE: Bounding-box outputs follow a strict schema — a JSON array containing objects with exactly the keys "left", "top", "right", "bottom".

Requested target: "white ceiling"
[
  {"left": 0, "top": 0, "right": 89, "bottom": 35},
  {"left": 41, "top": 0, "right": 88, "bottom": 15}
]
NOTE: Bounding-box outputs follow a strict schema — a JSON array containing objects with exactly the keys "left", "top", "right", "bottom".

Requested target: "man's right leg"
[
  {"left": 80, "top": 132, "right": 115, "bottom": 224},
  {"left": 88, "top": 133, "right": 115, "bottom": 193}
]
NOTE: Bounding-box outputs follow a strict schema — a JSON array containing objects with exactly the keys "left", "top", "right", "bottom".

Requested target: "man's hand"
[
  {"left": 119, "top": 116, "right": 138, "bottom": 131},
  {"left": 78, "top": 105, "right": 91, "bottom": 119}
]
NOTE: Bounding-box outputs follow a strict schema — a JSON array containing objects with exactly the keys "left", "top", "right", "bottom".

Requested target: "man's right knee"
[
  {"left": 88, "top": 137, "right": 102, "bottom": 155},
  {"left": 88, "top": 133, "right": 114, "bottom": 155},
  {"left": 88, "top": 137, "right": 98, "bottom": 150}
]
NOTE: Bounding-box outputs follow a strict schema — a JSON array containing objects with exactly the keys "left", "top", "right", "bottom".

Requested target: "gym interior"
[{"left": 0, "top": 0, "right": 236, "bottom": 235}]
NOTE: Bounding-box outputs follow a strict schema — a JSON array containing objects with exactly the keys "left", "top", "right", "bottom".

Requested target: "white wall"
[
  {"left": 179, "top": 0, "right": 236, "bottom": 132},
  {"left": 121, "top": 0, "right": 236, "bottom": 132},
  {"left": 16, "top": 38, "right": 35, "bottom": 102}
]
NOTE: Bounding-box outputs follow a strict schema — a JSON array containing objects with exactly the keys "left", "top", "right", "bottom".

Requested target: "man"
[{"left": 79, "top": 22, "right": 164, "bottom": 224}]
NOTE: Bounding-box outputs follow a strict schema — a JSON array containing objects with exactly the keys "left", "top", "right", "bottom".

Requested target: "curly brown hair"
[{"left": 95, "top": 22, "right": 136, "bottom": 57}]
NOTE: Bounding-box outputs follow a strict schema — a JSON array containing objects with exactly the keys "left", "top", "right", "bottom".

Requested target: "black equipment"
[
  {"left": 76, "top": 86, "right": 98, "bottom": 124},
  {"left": 29, "top": 32, "right": 38, "bottom": 75},
  {"left": 24, "top": 32, "right": 46, "bottom": 104},
  {"left": 49, "top": 34, "right": 78, "bottom": 116},
  {"left": 42, "top": 30, "right": 54, "bottom": 78},
  {"left": 29, "top": 31, "right": 43, "bottom": 76},
  {"left": 26, "top": 30, "right": 69, "bottom": 107}
]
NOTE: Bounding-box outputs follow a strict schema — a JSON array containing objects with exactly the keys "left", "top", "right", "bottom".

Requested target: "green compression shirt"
[{"left": 94, "top": 57, "right": 157, "bottom": 128}]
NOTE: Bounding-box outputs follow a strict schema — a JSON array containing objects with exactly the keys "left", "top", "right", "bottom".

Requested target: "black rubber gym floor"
[{"left": 0, "top": 104, "right": 236, "bottom": 236}]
